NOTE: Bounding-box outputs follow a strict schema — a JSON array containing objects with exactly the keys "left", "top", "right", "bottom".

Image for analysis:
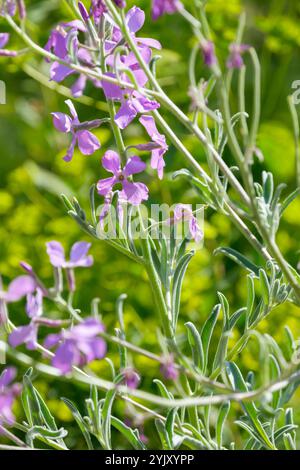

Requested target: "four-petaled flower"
[
  {"left": 151, "top": 0, "right": 182, "bottom": 21},
  {"left": 0, "top": 367, "right": 21, "bottom": 425},
  {"left": 44, "top": 318, "right": 107, "bottom": 374},
  {"left": 122, "top": 367, "right": 141, "bottom": 389},
  {"left": 226, "top": 43, "right": 250, "bottom": 69},
  {"left": 52, "top": 100, "right": 101, "bottom": 161},
  {"left": 97, "top": 151, "right": 149, "bottom": 205}
]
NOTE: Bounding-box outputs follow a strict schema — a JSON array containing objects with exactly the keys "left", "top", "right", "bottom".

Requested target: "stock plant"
[{"left": 0, "top": 0, "right": 300, "bottom": 450}]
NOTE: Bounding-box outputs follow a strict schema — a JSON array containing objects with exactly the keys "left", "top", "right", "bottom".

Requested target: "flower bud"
[
  {"left": 78, "top": 1, "right": 89, "bottom": 22},
  {"left": 17, "top": 0, "right": 26, "bottom": 19}
]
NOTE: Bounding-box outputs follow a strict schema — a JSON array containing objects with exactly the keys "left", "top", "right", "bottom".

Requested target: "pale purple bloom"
[
  {"left": 51, "top": 100, "right": 101, "bottom": 161},
  {"left": 139, "top": 115, "right": 168, "bottom": 179},
  {"left": 226, "top": 43, "right": 250, "bottom": 69},
  {"left": 151, "top": 0, "right": 182, "bottom": 21},
  {"left": 160, "top": 356, "right": 179, "bottom": 381},
  {"left": 97, "top": 151, "right": 149, "bottom": 205},
  {"left": 0, "top": 0, "right": 16, "bottom": 16},
  {"left": 201, "top": 40, "right": 217, "bottom": 67},
  {"left": 0, "top": 32, "right": 17, "bottom": 57},
  {"left": 102, "top": 75, "right": 159, "bottom": 129},
  {"left": 172, "top": 204, "right": 203, "bottom": 243},
  {"left": 44, "top": 318, "right": 106, "bottom": 374},
  {"left": 122, "top": 368, "right": 140, "bottom": 389},
  {"left": 9, "top": 288, "right": 43, "bottom": 350},
  {"left": 46, "top": 241, "right": 93, "bottom": 269},
  {"left": 0, "top": 367, "right": 21, "bottom": 425}
]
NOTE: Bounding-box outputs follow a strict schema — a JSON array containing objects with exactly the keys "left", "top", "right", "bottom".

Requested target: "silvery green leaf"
[
  {"left": 153, "top": 379, "right": 174, "bottom": 400},
  {"left": 201, "top": 304, "right": 220, "bottom": 373},
  {"left": 172, "top": 251, "right": 195, "bottom": 327},
  {"left": 155, "top": 419, "right": 172, "bottom": 450},
  {"left": 216, "top": 401, "right": 230, "bottom": 449},
  {"left": 214, "top": 247, "right": 260, "bottom": 276},
  {"left": 283, "top": 432, "right": 296, "bottom": 450},
  {"left": 262, "top": 171, "right": 274, "bottom": 205},
  {"left": 26, "top": 426, "right": 68, "bottom": 447},
  {"left": 61, "top": 397, "right": 94, "bottom": 450},
  {"left": 225, "top": 362, "right": 275, "bottom": 449},
  {"left": 185, "top": 321, "right": 204, "bottom": 371},
  {"left": 280, "top": 188, "right": 300, "bottom": 215},
  {"left": 111, "top": 416, "right": 146, "bottom": 450},
  {"left": 166, "top": 407, "right": 178, "bottom": 448}
]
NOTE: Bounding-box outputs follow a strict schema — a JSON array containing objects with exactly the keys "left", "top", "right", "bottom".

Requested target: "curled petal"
[
  {"left": 122, "top": 180, "right": 149, "bottom": 205},
  {"left": 52, "top": 340, "right": 77, "bottom": 374},
  {"left": 0, "top": 33, "right": 9, "bottom": 49},
  {"left": 51, "top": 112, "right": 72, "bottom": 133},
  {"left": 115, "top": 100, "right": 137, "bottom": 129},
  {"left": 101, "top": 73, "right": 123, "bottom": 100},
  {"left": 9, "top": 324, "right": 37, "bottom": 349},
  {"left": 0, "top": 368, "right": 16, "bottom": 388},
  {"left": 63, "top": 134, "right": 77, "bottom": 162},
  {"left": 50, "top": 62, "right": 74, "bottom": 82},
  {"left": 71, "top": 74, "right": 87, "bottom": 98}
]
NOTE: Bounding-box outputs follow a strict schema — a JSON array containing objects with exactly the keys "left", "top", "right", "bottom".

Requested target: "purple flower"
[
  {"left": 78, "top": 2, "right": 89, "bottom": 22},
  {"left": 0, "top": 0, "right": 16, "bottom": 16},
  {"left": 151, "top": 0, "right": 182, "bottom": 21},
  {"left": 44, "top": 317, "right": 106, "bottom": 374},
  {"left": 51, "top": 100, "right": 101, "bottom": 161},
  {"left": 160, "top": 356, "right": 179, "bottom": 381},
  {"left": 172, "top": 204, "right": 203, "bottom": 243},
  {"left": 9, "top": 288, "right": 43, "bottom": 350},
  {"left": 102, "top": 75, "right": 159, "bottom": 129},
  {"left": 0, "top": 367, "right": 21, "bottom": 425},
  {"left": 122, "top": 368, "right": 140, "bottom": 389},
  {"left": 0, "top": 275, "right": 36, "bottom": 325},
  {"left": 46, "top": 241, "right": 93, "bottom": 269},
  {"left": 139, "top": 115, "right": 168, "bottom": 179},
  {"left": 97, "top": 151, "right": 149, "bottom": 205},
  {"left": 226, "top": 43, "right": 250, "bottom": 69},
  {"left": 201, "top": 40, "right": 217, "bottom": 67},
  {"left": 16, "top": 0, "right": 26, "bottom": 19},
  {"left": 0, "top": 32, "right": 17, "bottom": 57}
]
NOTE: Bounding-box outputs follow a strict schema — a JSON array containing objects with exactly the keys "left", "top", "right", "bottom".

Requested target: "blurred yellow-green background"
[{"left": 1, "top": 0, "right": 300, "bottom": 448}]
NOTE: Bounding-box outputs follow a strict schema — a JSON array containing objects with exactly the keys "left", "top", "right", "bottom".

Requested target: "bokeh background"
[{"left": 1, "top": 0, "right": 300, "bottom": 449}]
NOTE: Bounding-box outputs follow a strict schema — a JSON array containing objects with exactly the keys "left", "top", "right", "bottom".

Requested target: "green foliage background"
[{"left": 1, "top": 0, "right": 300, "bottom": 449}]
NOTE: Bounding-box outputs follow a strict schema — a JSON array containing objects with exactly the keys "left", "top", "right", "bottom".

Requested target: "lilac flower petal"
[
  {"left": 0, "top": 33, "right": 9, "bottom": 49},
  {"left": 77, "top": 130, "right": 100, "bottom": 155},
  {"left": 71, "top": 74, "right": 87, "bottom": 97},
  {"left": 97, "top": 176, "right": 117, "bottom": 196},
  {"left": 63, "top": 134, "right": 77, "bottom": 162},
  {"left": 44, "top": 333, "right": 62, "bottom": 349},
  {"left": 101, "top": 73, "right": 123, "bottom": 100},
  {"left": 9, "top": 324, "right": 37, "bottom": 348},
  {"left": 71, "top": 318, "right": 104, "bottom": 338},
  {"left": 51, "top": 112, "right": 72, "bottom": 133},
  {"left": 46, "top": 241, "right": 66, "bottom": 267},
  {"left": 0, "top": 395, "right": 15, "bottom": 425},
  {"left": 50, "top": 62, "right": 74, "bottom": 82},
  {"left": 122, "top": 180, "right": 149, "bottom": 205},
  {"left": 62, "top": 20, "right": 86, "bottom": 32},
  {"left": 123, "top": 155, "right": 146, "bottom": 177},
  {"left": 0, "top": 368, "right": 16, "bottom": 388},
  {"left": 102, "top": 150, "right": 121, "bottom": 174},
  {"left": 126, "top": 7, "right": 145, "bottom": 33},
  {"left": 65, "top": 99, "right": 78, "bottom": 120},
  {"left": 6, "top": 276, "right": 36, "bottom": 302},
  {"left": 151, "top": 149, "right": 165, "bottom": 180},
  {"left": 52, "top": 340, "right": 76, "bottom": 374},
  {"left": 115, "top": 101, "right": 137, "bottom": 129},
  {"left": 70, "top": 242, "right": 92, "bottom": 265},
  {"left": 138, "top": 37, "right": 162, "bottom": 50},
  {"left": 132, "top": 94, "right": 160, "bottom": 114}
]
